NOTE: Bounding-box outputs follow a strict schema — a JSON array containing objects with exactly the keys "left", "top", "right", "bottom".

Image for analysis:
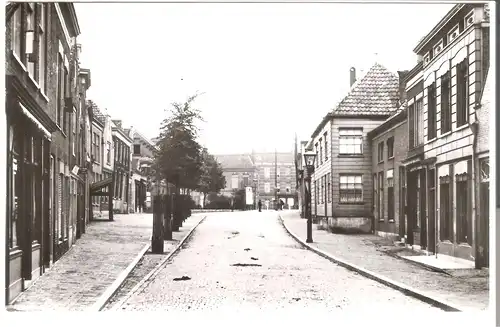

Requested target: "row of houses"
[
  {"left": 296, "top": 3, "right": 490, "bottom": 268},
  {"left": 4, "top": 2, "right": 162, "bottom": 304},
  {"left": 213, "top": 151, "right": 297, "bottom": 210}
]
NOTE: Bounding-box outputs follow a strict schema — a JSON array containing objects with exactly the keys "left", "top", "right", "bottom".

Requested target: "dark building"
[{"left": 5, "top": 3, "right": 86, "bottom": 303}]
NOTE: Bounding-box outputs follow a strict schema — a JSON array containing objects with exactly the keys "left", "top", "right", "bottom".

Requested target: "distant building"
[{"left": 112, "top": 120, "right": 133, "bottom": 214}]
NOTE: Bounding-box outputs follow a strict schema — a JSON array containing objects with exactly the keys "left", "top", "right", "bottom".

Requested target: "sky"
[{"left": 74, "top": 1, "right": 455, "bottom": 155}]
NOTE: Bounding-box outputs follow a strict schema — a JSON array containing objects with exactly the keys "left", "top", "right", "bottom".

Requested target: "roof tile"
[{"left": 333, "top": 63, "right": 400, "bottom": 116}]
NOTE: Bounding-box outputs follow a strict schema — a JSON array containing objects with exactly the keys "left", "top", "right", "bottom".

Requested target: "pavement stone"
[
  {"left": 280, "top": 211, "right": 489, "bottom": 311},
  {"left": 7, "top": 213, "right": 203, "bottom": 311},
  {"left": 118, "top": 210, "right": 443, "bottom": 312}
]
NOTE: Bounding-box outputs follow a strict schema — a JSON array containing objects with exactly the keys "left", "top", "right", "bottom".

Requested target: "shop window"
[{"left": 439, "top": 175, "right": 452, "bottom": 241}]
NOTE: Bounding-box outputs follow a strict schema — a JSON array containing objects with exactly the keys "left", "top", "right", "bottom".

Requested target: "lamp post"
[{"left": 303, "top": 151, "right": 317, "bottom": 243}]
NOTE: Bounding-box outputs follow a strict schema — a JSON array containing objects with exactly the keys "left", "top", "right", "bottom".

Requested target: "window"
[
  {"left": 339, "top": 128, "right": 363, "bottom": 154},
  {"left": 231, "top": 174, "right": 239, "bottom": 189},
  {"left": 9, "top": 126, "right": 20, "bottom": 249},
  {"left": 315, "top": 143, "right": 319, "bottom": 167},
  {"left": 441, "top": 72, "right": 452, "bottom": 134},
  {"left": 107, "top": 142, "right": 111, "bottom": 164},
  {"left": 439, "top": 175, "right": 452, "bottom": 241},
  {"left": 264, "top": 167, "right": 270, "bottom": 179},
  {"left": 57, "top": 54, "right": 63, "bottom": 126},
  {"left": 340, "top": 174, "right": 363, "bottom": 203},
  {"left": 11, "top": 4, "right": 23, "bottom": 59},
  {"left": 62, "top": 66, "right": 69, "bottom": 134},
  {"left": 456, "top": 163, "right": 472, "bottom": 244},
  {"left": 243, "top": 176, "right": 249, "bottom": 187},
  {"left": 387, "top": 137, "right": 394, "bottom": 159},
  {"left": 264, "top": 182, "right": 270, "bottom": 193},
  {"left": 373, "top": 174, "right": 377, "bottom": 214},
  {"left": 72, "top": 113, "right": 76, "bottom": 156},
  {"left": 378, "top": 142, "right": 384, "bottom": 162},
  {"left": 324, "top": 133, "right": 328, "bottom": 160},
  {"left": 409, "top": 99, "right": 424, "bottom": 148},
  {"left": 320, "top": 177, "right": 324, "bottom": 204},
  {"left": 314, "top": 181, "right": 318, "bottom": 205},
  {"left": 327, "top": 173, "right": 331, "bottom": 203},
  {"left": 26, "top": 3, "right": 35, "bottom": 77},
  {"left": 378, "top": 172, "right": 384, "bottom": 220},
  {"left": 39, "top": 4, "right": 47, "bottom": 93},
  {"left": 387, "top": 169, "right": 394, "bottom": 222},
  {"left": 447, "top": 25, "right": 459, "bottom": 44},
  {"left": 427, "top": 83, "right": 437, "bottom": 140},
  {"left": 456, "top": 58, "right": 469, "bottom": 127},
  {"left": 133, "top": 144, "right": 141, "bottom": 155},
  {"left": 319, "top": 139, "right": 323, "bottom": 165}
]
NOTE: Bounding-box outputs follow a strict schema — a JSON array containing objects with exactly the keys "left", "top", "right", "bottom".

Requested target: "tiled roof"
[
  {"left": 214, "top": 154, "right": 255, "bottom": 170},
  {"left": 332, "top": 62, "right": 400, "bottom": 117},
  {"left": 252, "top": 152, "right": 294, "bottom": 165}
]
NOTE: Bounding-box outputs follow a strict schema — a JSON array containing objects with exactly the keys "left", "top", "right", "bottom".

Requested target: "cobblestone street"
[
  {"left": 280, "top": 211, "right": 489, "bottom": 311},
  {"left": 117, "top": 210, "right": 443, "bottom": 312}
]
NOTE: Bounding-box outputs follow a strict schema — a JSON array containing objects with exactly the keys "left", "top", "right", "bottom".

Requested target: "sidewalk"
[
  {"left": 280, "top": 211, "right": 489, "bottom": 311},
  {"left": 7, "top": 212, "right": 203, "bottom": 311}
]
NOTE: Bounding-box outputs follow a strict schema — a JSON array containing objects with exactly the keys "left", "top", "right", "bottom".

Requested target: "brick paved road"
[
  {"left": 8, "top": 213, "right": 155, "bottom": 311},
  {"left": 280, "top": 210, "right": 489, "bottom": 311},
  {"left": 118, "top": 210, "right": 443, "bottom": 312}
]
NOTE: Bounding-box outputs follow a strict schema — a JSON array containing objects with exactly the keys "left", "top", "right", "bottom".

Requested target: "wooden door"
[{"left": 406, "top": 171, "right": 417, "bottom": 245}]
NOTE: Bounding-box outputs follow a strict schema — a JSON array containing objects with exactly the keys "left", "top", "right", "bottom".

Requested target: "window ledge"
[
  {"left": 388, "top": 219, "right": 395, "bottom": 223},
  {"left": 388, "top": 157, "right": 394, "bottom": 161},
  {"left": 440, "top": 130, "right": 452, "bottom": 138},
  {"left": 11, "top": 50, "right": 27, "bottom": 72},
  {"left": 27, "top": 73, "right": 40, "bottom": 90},
  {"left": 40, "top": 90, "right": 49, "bottom": 103},
  {"left": 338, "top": 154, "right": 364, "bottom": 158},
  {"left": 455, "top": 124, "right": 470, "bottom": 132},
  {"left": 339, "top": 202, "right": 365, "bottom": 205},
  {"left": 378, "top": 161, "right": 384, "bottom": 164}
]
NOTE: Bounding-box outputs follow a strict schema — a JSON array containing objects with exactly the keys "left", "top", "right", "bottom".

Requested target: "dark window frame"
[
  {"left": 441, "top": 71, "right": 452, "bottom": 134},
  {"left": 339, "top": 174, "right": 363, "bottom": 204},
  {"left": 456, "top": 58, "right": 469, "bottom": 127},
  {"left": 427, "top": 82, "right": 437, "bottom": 140}
]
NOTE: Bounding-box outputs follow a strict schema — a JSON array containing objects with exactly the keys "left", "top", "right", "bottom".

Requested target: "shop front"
[{"left": 6, "top": 95, "right": 56, "bottom": 303}]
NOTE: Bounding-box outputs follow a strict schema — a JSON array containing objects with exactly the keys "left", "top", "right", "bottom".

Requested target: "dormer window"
[
  {"left": 447, "top": 25, "right": 459, "bottom": 43},
  {"left": 465, "top": 11, "right": 474, "bottom": 28}
]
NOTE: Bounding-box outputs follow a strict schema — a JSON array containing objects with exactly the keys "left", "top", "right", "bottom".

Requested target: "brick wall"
[{"left": 370, "top": 118, "right": 408, "bottom": 238}]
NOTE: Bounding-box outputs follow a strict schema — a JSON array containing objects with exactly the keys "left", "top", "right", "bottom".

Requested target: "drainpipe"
[{"left": 471, "top": 117, "right": 479, "bottom": 268}]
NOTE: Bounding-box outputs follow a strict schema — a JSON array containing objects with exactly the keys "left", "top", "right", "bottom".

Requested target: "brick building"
[
  {"left": 5, "top": 3, "right": 89, "bottom": 303},
  {"left": 368, "top": 103, "right": 408, "bottom": 241},
  {"left": 252, "top": 152, "right": 296, "bottom": 210},
  {"left": 215, "top": 154, "right": 257, "bottom": 200}
]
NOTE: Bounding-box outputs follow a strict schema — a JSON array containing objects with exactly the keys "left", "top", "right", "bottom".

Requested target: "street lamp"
[{"left": 303, "top": 151, "right": 317, "bottom": 243}]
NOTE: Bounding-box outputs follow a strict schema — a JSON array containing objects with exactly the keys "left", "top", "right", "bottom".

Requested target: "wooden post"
[
  {"left": 163, "top": 194, "right": 172, "bottom": 241},
  {"left": 151, "top": 195, "right": 164, "bottom": 254},
  {"left": 172, "top": 193, "right": 180, "bottom": 232}
]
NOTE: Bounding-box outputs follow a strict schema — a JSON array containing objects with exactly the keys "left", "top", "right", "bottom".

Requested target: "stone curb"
[
  {"left": 108, "top": 215, "right": 208, "bottom": 311},
  {"left": 278, "top": 215, "right": 470, "bottom": 312},
  {"left": 89, "top": 242, "right": 151, "bottom": 312}
]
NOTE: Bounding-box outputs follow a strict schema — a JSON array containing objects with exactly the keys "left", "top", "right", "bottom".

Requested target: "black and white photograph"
[{"left": 2, "top": 0, "right": 494, "bottom": 318}]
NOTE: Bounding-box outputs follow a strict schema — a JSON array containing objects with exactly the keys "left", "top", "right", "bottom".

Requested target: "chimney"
[{"left": 350, "top": 67, "right": 356, "bottom": 87}]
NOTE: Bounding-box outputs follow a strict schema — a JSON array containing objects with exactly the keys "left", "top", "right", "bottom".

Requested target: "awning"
[
  {"left": 19, "top": 102, "right": 52, "bottom": 140},
  {"left": 90, "top": 177, "right": 113, "bottom": 192}
]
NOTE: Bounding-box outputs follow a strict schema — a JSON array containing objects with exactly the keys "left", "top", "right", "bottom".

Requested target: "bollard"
[
  {"left": 163, "top": 194, "right": 173, "bottom": 241},
  {"left": 151, "top": 195, "right": 164, "bottom": 254}
]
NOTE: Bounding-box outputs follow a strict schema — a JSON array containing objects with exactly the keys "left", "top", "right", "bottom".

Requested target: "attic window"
[
  {"left": 424, "top": 53, "right": 430, "bottom": 64},
  {"left": 434, "top": 40, "right": 443, "bottom": 55},
  {"left": 448, "top": 25, "right": 459, "bottom": 43},
  {"left": 465, "top": 11, "right": 474, "bottom": 28}
]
